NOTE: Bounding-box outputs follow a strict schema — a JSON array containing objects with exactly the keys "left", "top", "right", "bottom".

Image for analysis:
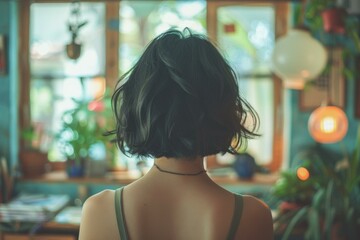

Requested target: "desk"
[
  {"left": 0, "top": 202, "right": 81, "bottom": 240},
  {"left": 0, "top": 219, "right": 79, "bottom": 240}
]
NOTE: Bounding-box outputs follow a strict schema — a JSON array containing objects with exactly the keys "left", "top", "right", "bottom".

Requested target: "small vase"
[
  {"left": 66, "top": 42, "right": 82, "bottom": 60},
  {"left": 66, "top": 159, "right": 85, "bottom": 177},
  {"left": 233, "top": 153, "right": 256, "bottom": 179},
  {"left": 322, "top": 8, "right": 346, "bottom": 34}
]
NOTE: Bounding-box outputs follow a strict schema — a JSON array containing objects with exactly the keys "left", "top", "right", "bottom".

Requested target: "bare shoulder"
[
  {"left": 79, "top": 189, "right": 119, "bottom": 240},
  {"left": 83, "top": 189, "right": 115, "bottom": 207},
  {"left": 80, "top": 189, "right": 115, "bottom": 219},
  {"left": 236, "top": 195, "right": 274, "bottom": 240},
  {"left": 243, "top": 195, "right": 272, "bottom": 217}
]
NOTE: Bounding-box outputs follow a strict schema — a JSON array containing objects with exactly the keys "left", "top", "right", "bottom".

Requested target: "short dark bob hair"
[{"left": 109, "top": 28, "right": 259, "bottom": 158}]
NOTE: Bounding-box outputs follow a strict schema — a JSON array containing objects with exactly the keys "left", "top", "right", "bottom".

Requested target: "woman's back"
[{"left": 79, "top": 160, "right": 273, "bottom": 240}]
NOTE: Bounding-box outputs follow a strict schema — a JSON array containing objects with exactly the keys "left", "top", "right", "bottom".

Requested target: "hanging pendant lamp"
[
  {"left": 308, "top": 105, "right": 348, "bottom": 143},
  {"left": 272, "top": 29, "right": 328, "bottom": 89}
]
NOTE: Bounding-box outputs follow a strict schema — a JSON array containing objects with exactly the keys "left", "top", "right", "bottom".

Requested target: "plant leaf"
[
  {"left": 306, "top": 207, "right": 320, "bottom": 240},
  {"left": 282, "top": 207, "right": 309, "bottom": 240}
]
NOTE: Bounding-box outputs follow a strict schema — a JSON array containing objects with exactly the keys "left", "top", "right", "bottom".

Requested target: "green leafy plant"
[
  {"left": 56, "top": 99, "right": 102, "bottom": 165},
  {"left": 304, "top": 0, "right": 360, "bottom": 46},
  {"left": 273, "top": 126, "right": 360, "bottom": 240},
  {"left": 293, "top": 0, "right": 360, "bottom": 81},
  {"left": 56, "top": 89, "right": 115, "bottom": 168}
]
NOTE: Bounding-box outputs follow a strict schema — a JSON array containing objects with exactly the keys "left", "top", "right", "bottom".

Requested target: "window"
[
  {"left": 29, "top": 2, "right": 106, "bottom": 161},
  {"left": 208, "top": 2, "right": 287, "bottom": 171},
  {"left": 217, "top": 5, "right": 275, "bottom": 165},
  {"left": 19, "top": 0, "right": 287, "bottom": 174}
]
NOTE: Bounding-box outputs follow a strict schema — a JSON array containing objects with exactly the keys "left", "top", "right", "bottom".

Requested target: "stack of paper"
[
  {"left": 53, "top": 206, "right": 82, "bottom": 225},
  {"left": 0, "top": 194, "right": 70, "bottom": 222}
]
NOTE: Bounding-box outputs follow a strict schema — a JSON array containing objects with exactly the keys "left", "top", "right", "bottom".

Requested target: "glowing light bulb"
[
  {"left": 308, "top": 106, "right": 348, "bottom": 143},
  {"left": 320, "top": 117, "right": 337, "bottom": 133}
]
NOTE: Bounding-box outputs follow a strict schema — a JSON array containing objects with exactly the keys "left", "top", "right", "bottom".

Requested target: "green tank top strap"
[
  {"left": 226, "top": 194, "right": 244, "bottom": 240},
  {"left": 115, "top": 188, "right": 128, "bottom": 240}
]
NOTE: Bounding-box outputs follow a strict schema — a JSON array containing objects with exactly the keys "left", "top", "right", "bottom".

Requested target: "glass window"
[
  {"left": 25, "top": 1, "right": 284, "bottom": 172},
  {"left": 118, "top": 0, "right": 206, "bottom": 74},
  {"left": 29, "top": 2, "right": 106, "bottom": 161},
  {"left": 216, "top": 5, "right": 275, "bottom": 165}
]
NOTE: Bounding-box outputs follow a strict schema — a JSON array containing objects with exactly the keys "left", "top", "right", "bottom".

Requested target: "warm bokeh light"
[
  {"left": 91, "top": 77, "right": 106, "bottom": 99},
  {"left": 88, "top": 101, "right": 105, "bottom": 112},
  {"left": 297, "top": 167, "right": 310, "bottom": 181},
  {"left": 308, "top": 106, "right": 348, "bottom": 143}
]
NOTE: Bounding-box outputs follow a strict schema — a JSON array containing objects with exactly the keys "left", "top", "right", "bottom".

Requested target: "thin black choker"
[{"left": 153, "top": 163, "right": 206, "bottom": 176}]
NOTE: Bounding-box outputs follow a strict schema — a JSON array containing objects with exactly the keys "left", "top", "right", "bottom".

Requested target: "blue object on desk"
[
  {"left": 233, "top": 153, "right": 256, "bottom": 179},
  {"left": 67, "top": 165, "right": 84, "bottom": 177}
]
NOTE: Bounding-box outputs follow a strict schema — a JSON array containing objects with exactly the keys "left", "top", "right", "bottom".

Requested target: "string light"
[{"left": 297, "top": 167, "right": 310, "bottom": 181}]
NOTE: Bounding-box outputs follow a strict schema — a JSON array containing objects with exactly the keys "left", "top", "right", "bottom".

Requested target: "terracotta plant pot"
[
  {"left": 322, "top": 8, "right": 346, "bottom": 34},
  {"left": 66, "top": 42, "right": 82, "bottom": 60},
  {"left": 19, "top": 150, "right": 48, "bottom": 178}
]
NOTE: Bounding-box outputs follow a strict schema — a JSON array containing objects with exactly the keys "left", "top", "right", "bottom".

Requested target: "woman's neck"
[{"left": 152, "top": 156, "right": 206, "bottom": 176}]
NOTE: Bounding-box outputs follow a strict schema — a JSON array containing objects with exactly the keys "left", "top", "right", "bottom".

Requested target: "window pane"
[
  {"left": 119, "top": 0, "right": 206, "bottom": 74},
  {"left": 29, "top": 3, "right": 106, "bottom": 161},
  {"left": 217, "top": 5, "right": 275, "bottom": 165},
  {"left": 30, "top": 3, "right": 105, "bottom": 77},
  {"left": 239, "top": 78, "right": 274, "bottom": 165},
  {"left": 217, "top": 6, "right": 275, "bottom": 75}
]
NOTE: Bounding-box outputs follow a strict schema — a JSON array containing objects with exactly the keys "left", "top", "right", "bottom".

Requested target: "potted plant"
[
  {"left": 304, "top": 0, "right": 343, "bottom": 32},
  {"left": 56, "top": 86, "right": 118, "bottom": 177},
  {"left": 66, "top": 2, "right": 87, "bottom": 60},
  {"left": 19, "top": 125, "right": 49, "bottom": 178},
  {"left": 56, "top": 98, "right": 104, "bottom": 177},
  {"left": 298, "top": 0, "right": 360, "bottom": 80},
  {"left": 272, "top": 126, "right": 360, "bottom": 240},
  {"left": 66, "top": 21, "right": 87, "bottom": 60}
]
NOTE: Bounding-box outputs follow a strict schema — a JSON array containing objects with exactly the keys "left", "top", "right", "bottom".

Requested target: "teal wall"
[
  {"left": 287, "top": 79, "right": 360, "bottom": 164},
  {"left": 0, "top": 0, "right": 19, "bottom": 172}
]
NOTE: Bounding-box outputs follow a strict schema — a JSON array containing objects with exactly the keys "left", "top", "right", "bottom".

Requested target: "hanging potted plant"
[
  {"left": 304, "top": 0, "right": 347, "bottom": 33},
  {"left": 321, "top": 7, "right": 347, "bottom": 34},
  {"left": 298, "top": 0, "right": 360, "bottom": 84},
  {"left": 304, "top": 0, "right": 360, "bottom": 49},
  {"left": 66, "top": 1, "right": 87, "bottom": 60}
]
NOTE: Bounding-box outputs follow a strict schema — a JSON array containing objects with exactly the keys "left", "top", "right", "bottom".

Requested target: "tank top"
[{"left": 115, "top": 188, "right": 244, "bottom": 240}]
